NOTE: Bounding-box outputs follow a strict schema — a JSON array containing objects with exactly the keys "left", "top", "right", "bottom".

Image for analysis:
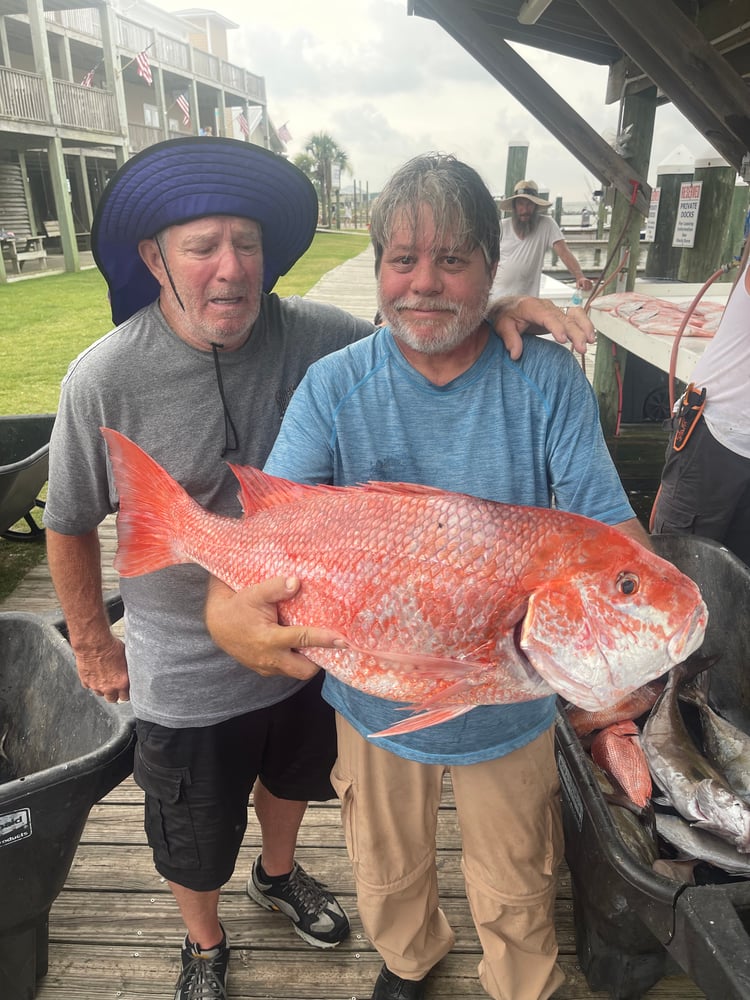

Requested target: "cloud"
[{"left": 152, "top": 0, "right": 713, "bottom": 202}]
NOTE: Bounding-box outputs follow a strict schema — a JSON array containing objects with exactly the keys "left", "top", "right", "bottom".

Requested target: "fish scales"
[
  {"left": 591, "top": 720, "right": 652, "bottom": 808},
  {"left": 102, "top": 428, "right": 709, "bottom": 734},
  {"left": 182, "top": 489, "right": 552, "bottom": 706}
]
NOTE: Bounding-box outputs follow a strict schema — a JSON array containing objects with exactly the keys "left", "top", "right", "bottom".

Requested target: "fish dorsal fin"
[
  {"left": 229, "top": 469, "right": 463, "bottom": 518},
  {"left": 228, "top": 464, "right": 340, "bottom": 516},
  {"left": 362, "top": 480, "right": 462, "bottom": 499}
]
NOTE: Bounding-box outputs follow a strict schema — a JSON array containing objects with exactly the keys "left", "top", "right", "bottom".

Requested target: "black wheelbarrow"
[
  {"left": 0, "top": 414, "right": 56, "bottom": 540},
  {"left": 0, "top": 599, "right": 134, "bottom": 999}
]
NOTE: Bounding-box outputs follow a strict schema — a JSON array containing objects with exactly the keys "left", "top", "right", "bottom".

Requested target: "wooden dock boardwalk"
[{"left": 0, "top": 251, "right": 704, "bottom": 998}]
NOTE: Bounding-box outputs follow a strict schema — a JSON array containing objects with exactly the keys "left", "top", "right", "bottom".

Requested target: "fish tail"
[{"left": 101, "top": 428, "right": 196, "bottom": 576}]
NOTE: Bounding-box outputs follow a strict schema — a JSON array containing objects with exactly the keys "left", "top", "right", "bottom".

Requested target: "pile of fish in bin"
[{"left": 562, "top": 653, "right": 750, "bottom": 882}]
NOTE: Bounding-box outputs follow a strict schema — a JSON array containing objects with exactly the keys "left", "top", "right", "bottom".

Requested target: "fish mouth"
[{"left": 667, "top": 600, "right": 709, "bottom": 663}]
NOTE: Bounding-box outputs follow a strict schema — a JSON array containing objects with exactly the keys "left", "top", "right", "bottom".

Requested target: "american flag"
[
  {"left": 136, "top": 49, "right": 153, "bottom": 86},
  {"left": 176, "top": 94, "right": 191, "bottom": 127},
  {"left": 277, "top": 122, "right": 292, "bottom": 143},
  {"left": 80, "top": 67, "right": 95, "bottom": 88},
  {"left": 238, "top": 108, "right": 262, "bottom": 138}
]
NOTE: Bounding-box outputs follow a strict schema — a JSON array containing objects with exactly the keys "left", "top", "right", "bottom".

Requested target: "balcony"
[
  {"left": 0, "top": 66, "right": 47, "bottom": 124},
  {"left": 45, "top": 8, "right": 266, "bottom": 104},
  {"left": 0, "top": 65, "right": 120, "bottom": 134}
]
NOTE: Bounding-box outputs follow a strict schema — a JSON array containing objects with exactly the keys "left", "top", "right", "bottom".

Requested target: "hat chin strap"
[
  {"left": 155, "top": 235, "right": 186, "bottom": 313},
  {"left": 153, "top": 235, "right": 236, "bottom": 455}
]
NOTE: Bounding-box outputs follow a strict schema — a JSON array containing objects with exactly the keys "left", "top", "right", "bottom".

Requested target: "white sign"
[
  {"left": 644, "top": 187, "right": 661, "bottom": 242},
  {"left": 672, "top": 181, "right": 702, "bottom": 248}
]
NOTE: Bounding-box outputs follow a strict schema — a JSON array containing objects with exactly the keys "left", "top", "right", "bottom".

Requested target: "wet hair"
[{"left": 370, "top": 153, "right": 500, "bottom": 274}]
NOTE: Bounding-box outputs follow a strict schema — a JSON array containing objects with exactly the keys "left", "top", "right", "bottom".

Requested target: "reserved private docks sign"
[{"left": 672, "top": 181, "right": 703, "bottom": 248}]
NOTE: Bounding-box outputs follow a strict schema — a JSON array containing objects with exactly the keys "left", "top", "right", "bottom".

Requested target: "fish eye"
[{"left": 617, "top": 572, "right": 640, "bottom": 596}]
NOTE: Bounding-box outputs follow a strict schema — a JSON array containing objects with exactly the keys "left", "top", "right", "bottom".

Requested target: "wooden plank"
[
  {"left": 31, "top": 941, "right": 702, "bottom": 999},
  {"left": 32, "top": 943, "right": 622, "bottom": 1000}
]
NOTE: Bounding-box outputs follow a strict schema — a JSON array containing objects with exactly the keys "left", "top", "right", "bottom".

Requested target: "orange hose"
[
  {"left": 667, "top": 267, "right": 728, "bottom": 412},
  {"left": 650, "top": 262, "right": 736, "bottom": 532}
]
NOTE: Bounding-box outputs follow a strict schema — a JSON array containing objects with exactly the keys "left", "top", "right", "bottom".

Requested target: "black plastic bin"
[
  {"left": 0, "top": 414, "right": 56, "bottom": 539},
  {"left": 556, "top": 534, "right": 750, "bottom": 999},
  {"left": 0, "top": 608, "right": 135, "bottom": 999}
]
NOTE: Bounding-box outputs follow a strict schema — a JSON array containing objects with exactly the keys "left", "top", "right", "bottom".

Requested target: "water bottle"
[{"left": 570, "top": 288, "right": 583, "bottom": 307}]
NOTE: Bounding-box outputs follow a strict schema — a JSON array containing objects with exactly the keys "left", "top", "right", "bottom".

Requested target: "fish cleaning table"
[{"left": 589, "top": 283, "right": 729, "bottom": 385}]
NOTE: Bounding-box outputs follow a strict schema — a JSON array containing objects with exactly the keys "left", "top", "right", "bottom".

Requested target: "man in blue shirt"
[{"left": 207, "top": 153, "right": 648, "bottom": 1000}]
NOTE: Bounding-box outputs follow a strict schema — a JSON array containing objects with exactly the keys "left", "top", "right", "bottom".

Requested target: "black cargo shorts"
[{"left": 133, "top": 672, "right": 337, "bottom": 891}]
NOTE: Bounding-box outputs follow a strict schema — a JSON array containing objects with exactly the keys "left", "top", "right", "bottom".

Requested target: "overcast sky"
[{"left": 154, "top": 0, "right": 715, "bottom": 205}]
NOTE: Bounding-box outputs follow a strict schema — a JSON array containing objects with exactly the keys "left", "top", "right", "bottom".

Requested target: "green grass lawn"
[{"left": 0, "top": 230, "right": 371, "bottom": 601}]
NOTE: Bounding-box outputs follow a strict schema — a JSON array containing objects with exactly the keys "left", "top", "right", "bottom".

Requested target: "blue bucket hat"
[{"left": 92, "top": 137, "right": 318, "bottom": 326}]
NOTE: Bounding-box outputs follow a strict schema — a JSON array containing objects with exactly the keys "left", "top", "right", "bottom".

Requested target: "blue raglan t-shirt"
[{"left": 264, "top": 325, "right": 635, "bottom": 765}]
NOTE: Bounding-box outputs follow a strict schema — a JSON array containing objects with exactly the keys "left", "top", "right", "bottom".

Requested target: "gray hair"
[{"left": 370, "top": 153, "right": 500, "bottom": 274}]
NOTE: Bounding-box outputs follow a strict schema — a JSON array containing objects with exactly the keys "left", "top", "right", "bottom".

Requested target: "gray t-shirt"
[{"left": 44, "top": 296, "right": 372, "bottom": 727}]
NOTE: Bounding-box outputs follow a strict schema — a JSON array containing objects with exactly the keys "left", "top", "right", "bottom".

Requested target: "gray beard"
[
  {"left": 377, "top": 292, "right": 490, "bottom": 356},
  {"left": 513, "top": 213, "right": 538, "bottom": 237}
]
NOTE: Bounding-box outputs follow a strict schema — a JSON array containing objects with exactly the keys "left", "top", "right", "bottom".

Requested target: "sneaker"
[
  {"left": 174, "top": 930, "right": 230, "bottom": 1000},
  {"left": 371, "top": 964, "right": 428, "bottom": 1000},
  {"left": 247, "top": 855, "right": 350, "bottom": 948}
]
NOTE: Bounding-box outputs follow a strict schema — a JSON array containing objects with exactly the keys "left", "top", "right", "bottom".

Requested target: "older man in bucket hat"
[
  {"left": 43, "top": 137, "right": 592, "bottom": 998},
  {"left": 493, "top": 179, "right": 593, "bottom": 299},
  {"left": 44, "top": 137, "right": 371, "bottom": 999}
]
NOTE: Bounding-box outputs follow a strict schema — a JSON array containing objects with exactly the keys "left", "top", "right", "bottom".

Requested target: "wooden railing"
[
  {"left": 21, "top": 9, "right": 266, "bottom": 108},
  {"left": 128, "top": 122, "right": 163, "bottom": 153},
  {"left": 192, "top": 48, "right": 220, "bottom": 81},
  {"left": 0, "top": 66, "right": 48, "bottom": 123},
  {"left": 45, "top": 7, "right": 101, "bottom": 39},
  {"left": 158, "top": 34, "right": 190, "bottom": 73},
  {"left": 53, "top": 79, "right": 119, "bottom": 133},
  {"left": 544, "top": 239, "right": 648, "bottom": 274},
  {"left": 117, "top": 17, "right": 152, "bottom": 57},
  {"left": 242, "top": 69, "right": 266, "bottom": 103},
  {"left": 0, "top": 66, "right": 119, "bottom": 133}
]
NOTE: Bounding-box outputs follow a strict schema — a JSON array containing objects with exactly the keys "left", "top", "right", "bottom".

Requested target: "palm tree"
[{"left": 303, "top": 132, "right": 350, "bottom": 227}]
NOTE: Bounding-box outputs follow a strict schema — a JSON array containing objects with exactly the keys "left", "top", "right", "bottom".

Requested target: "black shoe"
[
  {"left": 247, "top": 855, "right": 350, "bottom": 948},
  {"left": 371, "top": 963, "right": 428, "bottom": 1000},
  {"left": 174, "top": 929, "right": 229, "bottom": 999}
]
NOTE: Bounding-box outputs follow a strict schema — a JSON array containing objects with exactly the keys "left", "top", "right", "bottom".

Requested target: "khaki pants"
[{"left": 331, "top": 718, "right": 565, "bottom": 1000}]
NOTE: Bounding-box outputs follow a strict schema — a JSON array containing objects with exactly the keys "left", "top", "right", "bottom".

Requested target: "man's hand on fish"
[
  {"left": 77, "top": 634, "right": 130, "bottom": 703},
  {"left": 205, "top": 574, "right": 348, "bottom": 679},
  {"left": 488, "top": 295, "right": 596, "bottom": 360}
]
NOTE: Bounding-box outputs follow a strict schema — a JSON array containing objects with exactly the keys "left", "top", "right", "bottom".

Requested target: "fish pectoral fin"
[
  {"left": 400, "top": 678, "right": 477, "bottom": 712},
  {"left": 368, "top": 705, "right": 474, "bottom": 738},
  {"left": 349, "top": 645, "right": 487, "bottom": 679}
]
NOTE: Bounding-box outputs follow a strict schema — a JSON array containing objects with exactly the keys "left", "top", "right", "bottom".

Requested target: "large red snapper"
[{"left": 101, "top": 428, "right": 708, "bottom": 736}]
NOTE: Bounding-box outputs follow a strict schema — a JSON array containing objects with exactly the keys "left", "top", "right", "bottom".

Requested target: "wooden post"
[
  {"left": 551, "top": 195, "right": 563, "bottom": 266},
  {"left": 645, "top": 146, "right": 693, "bottom": 280},
  {"left": 593, "top": 85, "right": 656, "bottom": 438},
  {"left": 677, "top": 153, "right": 736, "bottom": 282},
  {"left": 719, "top": 179, "right": 750, "bottom": 281},
  {"left": 47, "top": 138, "right": 80, "bottom": 273},
  {"left": 503, "top": 142, "right": 528, "bottom": 212},
  {"left": 593, "top": 187, "right": 608, "bottom": 268}
]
